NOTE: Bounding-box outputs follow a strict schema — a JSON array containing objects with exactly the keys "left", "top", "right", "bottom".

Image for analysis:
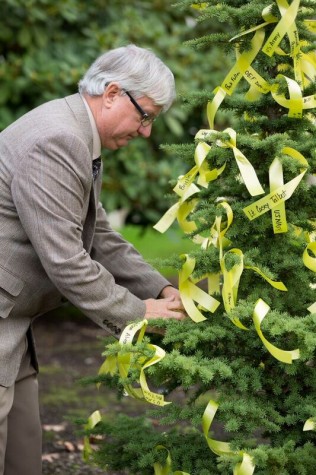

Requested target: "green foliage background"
[{"left": 0, "top": 0, "right": 230, "bottom": 224}]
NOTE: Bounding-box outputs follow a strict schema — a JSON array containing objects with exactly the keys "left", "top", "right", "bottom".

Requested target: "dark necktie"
[{"left": 92, "top": 156, "right": 101, "bottom": 180}]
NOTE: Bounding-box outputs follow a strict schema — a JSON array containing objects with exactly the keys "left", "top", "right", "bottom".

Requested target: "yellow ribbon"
[
  {"left": 274, "top": 0, "right": 304, "bottom": 87},
  {"left": 191, "top": 2, "right": 208, "bottom": 9},
  {"left": 303, "top": 418, "right": 316, "bottom": 431},
  {"left": 218, "top": 128, "right": 264, "bottom": 197},
  {"left": 296, "top": 231, "right": 316, "bottom": 313},
  {"left": 269, "top": 157, "right": 288, "bottom": 233},
  {"left": 207, "top": 86, "right": 227, "bottom": 130},
  {"left": 221, "top": 248, "right": 248, "bottom": 330},
  {"left": 98, "top": 320, "right": 170, "bottom": 406},
  {"left": 271, "top": 74, "right": 303, "bottom": 118},
  {"left": 154, "top": 126, "right": 229, "bottom": 234},
  {"left": 304, "top": 241, "right": 316, "bottom": 313},
  {"left": 193, "top": 200, "right": 233, "bottom": 255},
  {"left": 243, "top": 64, "right": 271, "bottom": 101},
  {"left": 203, "top": 1, "right": 315, "bottom": 128},
  {"left": 244, "top": 264, "right": 287, "bottom": 292},
  {"left": 207, "top": 29, "right": 266, "bottom": 128},
  {"left": 153, "top": 446, "right": 190, "bottom": 475},
  {"left": 153, "top": 445, "right": 172, "bottom": 475},
  {"left": 301, "top": 51, "right": 316, "bottom": 86},
  {"left": 303, "top": 241, "right": 316, "bottom": 272},
  {"left": 83, "top": 410, "right": 102, "bottom": 461},
  {"left": 231, "top": 18, "right": 272, "bottom": 101},
  {"left": 202, "top": 400, "right": 255, "bottom": 475},
  {"left": 222, "top": 29, "right": 266, "bottom": 96},
  {"left": 196, "top": 128, "right": 264, "bottom": 197},
  {"left": 253, "top": 299, "right": 300, "bottom": 363},
  {"left": 153, "top": 123, "right": 265, "bottom": 235},
  {"left": 230, "top": 0, "right": 314, "bottom": 111},
  {"left": 179, "top": 254, "right": 220, "bottom": 322},
  {"left": 233, "top": 454, "right": 256, "bottom": 475},
  {"left": 155, "top": 126, "right": 257, "bottom": 234},
  {"left": 305, "top": 19, "right": 316, "bottom": 33},
  {"left": 153, "top": 167, "right": 200, "bottom": 233},
  {"left": 243, "top": 147, "right": 308, "bottom": 222},
  {"left": 221, "top": 249, "right": 287, "bottom": 330},
  {"left": 262, "top": 0, "right": 300, "bottom": 57},
  {"left": 271, "top": 74, "right": 316, "bottom": 117},
  {"left": 194, "top": 137, "right": 227, "bottom": 188}
]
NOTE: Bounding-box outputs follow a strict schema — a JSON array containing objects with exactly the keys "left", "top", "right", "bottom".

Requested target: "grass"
[{"left": 120, "top": 224, "right": 195, "bottom": 277}]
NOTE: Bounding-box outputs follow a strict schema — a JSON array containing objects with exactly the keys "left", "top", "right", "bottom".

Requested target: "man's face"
[{"left": 96, "top": 84, "right": 162, "bottom": 150}]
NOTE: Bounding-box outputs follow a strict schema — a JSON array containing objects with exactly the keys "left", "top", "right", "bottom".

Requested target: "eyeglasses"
[{"left": 125, "top": 90, "right": 156, "bottom": 127}]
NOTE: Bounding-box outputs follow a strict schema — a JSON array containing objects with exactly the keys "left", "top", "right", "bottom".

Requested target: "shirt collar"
[{"left": 80, "top": 94, "right": 101, "bottom": 160}]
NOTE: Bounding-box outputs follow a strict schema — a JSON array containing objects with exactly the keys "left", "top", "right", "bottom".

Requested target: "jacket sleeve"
[
  {"left": 11, "top": 132, "right": 147, "bottom": 336},
  {"left": 90, "top": 202, "right": 171, "bottom": 299}
]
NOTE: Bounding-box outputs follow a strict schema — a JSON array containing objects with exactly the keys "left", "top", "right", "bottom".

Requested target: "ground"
[{"left": 34, "top": 307, "right": 135, "bottom": 475}]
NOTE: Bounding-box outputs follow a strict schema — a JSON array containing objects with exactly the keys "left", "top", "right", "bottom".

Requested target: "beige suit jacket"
[{"left": 0, "top": 93, "right": 170, "bottom": 386}]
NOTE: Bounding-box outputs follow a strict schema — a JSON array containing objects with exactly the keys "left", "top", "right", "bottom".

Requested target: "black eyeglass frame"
[{"left": 125, "top": 90, "right": 156, "bottom": 127}]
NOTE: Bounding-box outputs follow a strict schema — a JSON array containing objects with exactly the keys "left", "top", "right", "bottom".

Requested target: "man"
[{"left": 0, "top": 44, "right": 185, "bottom": 475}]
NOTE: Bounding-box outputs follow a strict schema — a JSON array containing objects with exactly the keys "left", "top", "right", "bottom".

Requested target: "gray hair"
[{"left": 78, "top": 44, "right": 176, "bottom": 112}]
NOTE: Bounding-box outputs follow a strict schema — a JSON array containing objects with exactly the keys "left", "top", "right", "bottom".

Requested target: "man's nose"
[{"left": 138, "top": 123, "right": 152, "bottom": 138}]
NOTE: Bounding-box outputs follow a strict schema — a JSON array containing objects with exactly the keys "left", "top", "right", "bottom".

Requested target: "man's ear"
[{"left": 103, "top": 82, "right": 121, "bottom": 108}]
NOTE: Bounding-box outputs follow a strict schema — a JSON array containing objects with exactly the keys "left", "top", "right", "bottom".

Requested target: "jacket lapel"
[{"left": 65, "top": 94, "right": 98, "bottom": 253}]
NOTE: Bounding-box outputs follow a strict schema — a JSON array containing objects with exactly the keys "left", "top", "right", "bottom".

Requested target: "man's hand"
[
  {"left": 159, "top": 285, "right": 181, "bottom": 301},
  {"left": 144, "top": 286, "right": 186, "bottom": 321}
]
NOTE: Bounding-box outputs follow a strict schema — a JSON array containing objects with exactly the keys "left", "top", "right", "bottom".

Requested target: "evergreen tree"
[{"left": 83, "top": 1, "right": 316, "bottom": 474}]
